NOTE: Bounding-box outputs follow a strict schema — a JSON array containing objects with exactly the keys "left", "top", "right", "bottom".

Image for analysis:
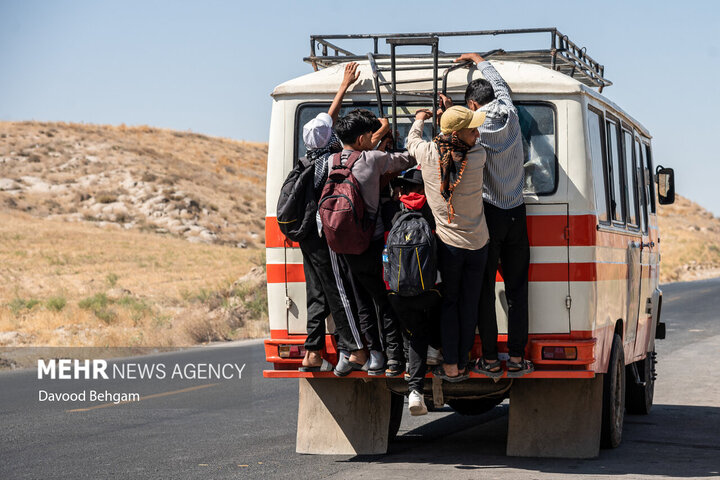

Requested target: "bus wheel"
[
  {"left": 388, "top": 392, "right": 404, "bottom": 441},
  {"left": 447, "top": 398, "right": 502, "bottom": 415},
  {"left": 626, "top": 350, "right": 655, "bottom": 415},
  {"left": 601, "top": 333, "right": 625, "bottom": 448}
]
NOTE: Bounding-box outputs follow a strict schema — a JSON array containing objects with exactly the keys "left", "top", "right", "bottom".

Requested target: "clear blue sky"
[{"left": 1, "top": 1, "right": 719, "bottom": 212}]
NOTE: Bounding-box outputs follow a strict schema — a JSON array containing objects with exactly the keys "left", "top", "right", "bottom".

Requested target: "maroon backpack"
[{"left": 318, "top": 150, "right": 374, "bottom": 254}]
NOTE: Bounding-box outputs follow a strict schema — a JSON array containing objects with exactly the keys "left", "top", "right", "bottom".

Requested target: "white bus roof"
[{"left": 271, "top": 59, "right": 650, "bottom": 137}]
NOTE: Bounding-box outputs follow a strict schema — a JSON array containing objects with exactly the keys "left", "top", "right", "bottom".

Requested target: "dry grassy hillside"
[
  {"left": 0, "top": 121, "right": 268, "bottom": 357},
  {"left": 658, "top": 194, "right": 720, "bottom": 283}
]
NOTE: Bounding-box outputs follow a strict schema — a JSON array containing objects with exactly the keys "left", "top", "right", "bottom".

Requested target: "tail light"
[
  {"left": 542, "top": 346, "right": 577, "bottom": 360},
  {"left": 278, "top": 345, "right": 306, "bottom": 358}
]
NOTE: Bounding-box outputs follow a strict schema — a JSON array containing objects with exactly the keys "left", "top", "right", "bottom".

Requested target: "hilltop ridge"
[{"left": 0, "top": 121, "right": 266, "bottom": 248}]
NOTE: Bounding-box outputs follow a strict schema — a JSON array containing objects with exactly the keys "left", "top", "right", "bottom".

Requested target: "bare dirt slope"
[
  {"left": 657, "top": 194, "right": 720, "bottom": 283},
  {"left": 0, "top": 121, "right": 266, "bottom": 247},
  {"left": 0, "top": 121, "right": 268, "bottom": 351}
]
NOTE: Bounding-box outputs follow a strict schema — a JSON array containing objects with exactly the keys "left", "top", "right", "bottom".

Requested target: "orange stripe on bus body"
[
  {"left": 269, "top": 261, "right": 634, "bottom": 284},
  {"left": 265, "top": 216, "right": 655, "bottom": 284},
  {"left": 266, "top": 216, "right": 299, "bottom": 248},
  {"left": 266, "top": 263, "right": 305, "bottom": 283},
  {"left": 266, "top": 214, "right": 651, "bottom": 249}
]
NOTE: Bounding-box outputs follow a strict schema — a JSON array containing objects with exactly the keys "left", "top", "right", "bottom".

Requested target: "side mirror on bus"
[{"left": 655, "top": 165, "right": 675, "bottom": 205}]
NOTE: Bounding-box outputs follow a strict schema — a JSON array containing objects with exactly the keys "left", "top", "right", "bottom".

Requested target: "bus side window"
[
  {"left": 622, "top": 128, "right": 639, "bottom": 228},
  {"left": 634, "top": 137, "right": 648, "bottom": 233},
  {"left": 606, "top": 119, "right": 625, "bottom": 224},
  {"left": 587, "top": 107, "right": 610, "bottom": 223},
  {"left": 644, "top": 142, "right": 656, "bottom": 214}
]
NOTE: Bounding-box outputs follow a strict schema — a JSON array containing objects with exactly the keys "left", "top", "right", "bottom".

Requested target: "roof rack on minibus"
[
  {"left": 304, "top": 28, "right": 612, "bottom": 92},
  {"left": 366, "top": 38, "right": 505, "bottom": 140}
]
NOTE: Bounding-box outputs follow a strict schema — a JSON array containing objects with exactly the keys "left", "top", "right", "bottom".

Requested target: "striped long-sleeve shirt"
[{"left": 476, "top": 61, "right": 525, "bottom": 209}]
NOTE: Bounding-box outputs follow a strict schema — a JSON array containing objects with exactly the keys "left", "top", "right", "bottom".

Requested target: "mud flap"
[
  {"left": 507, "top": 377, "right": 603, "bottom": 458},
  {"left": 431, "top": 376, "right": 444, "bottom": 408},
  {"left": 296, "top": 378, "right": 391, "bottom": 455}
]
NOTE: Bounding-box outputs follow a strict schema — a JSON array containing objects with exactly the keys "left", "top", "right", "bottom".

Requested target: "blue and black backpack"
[{"left": 384, "top": 209, "right": 436, "bottom": 296}]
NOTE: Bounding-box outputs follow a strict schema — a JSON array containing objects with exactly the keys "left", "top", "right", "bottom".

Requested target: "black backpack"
[
  {"left": 384, "top": 210, "right": 437, "bottom": 296},
  {"left": 276, "top": 156, "right": 317, "bottom": 242}
]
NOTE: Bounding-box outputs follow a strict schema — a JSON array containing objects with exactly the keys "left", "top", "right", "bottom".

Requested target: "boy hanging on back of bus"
[
  {"left": 322, "top": 109, "right": 416, "bottom": 376},
  {"left": 296, "top": 62, "right": 369, "bottom": 371},
  {"left": 442, "top": 52, "right": 533, "bottom": 377},
  {"left": 382, "top": 167, "right": 442, "bottom": 415}
]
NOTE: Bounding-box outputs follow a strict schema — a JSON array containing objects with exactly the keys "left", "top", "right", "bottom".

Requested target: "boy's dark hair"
[
  {"left": 336, "top": 109, "right": 377, "bottom": 145},
  {"left": 465, "top": 79, "right": 495, "bottom": 107},
  {"left": 351, "top": 108, "right": 382, "bottom": 132}
]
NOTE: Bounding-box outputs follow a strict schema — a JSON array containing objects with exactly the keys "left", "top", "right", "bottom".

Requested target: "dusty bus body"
[{"left": 263, "top": 30, "right": 670, "bottom": 458}]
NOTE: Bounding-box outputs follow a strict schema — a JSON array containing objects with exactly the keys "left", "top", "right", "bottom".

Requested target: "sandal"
[
  {"left": 432, "top": 365, "right": 469, "bottom": 383},
  {"left": 299, "top": 359, "right": 334, "bottom": 372},
  {"left": 507, "top": 358, "right": 534, "bottom": 378},
  {"left": 333, "top": 352, "right": 368, "bottom": 377},
  {"left": 472, "top": 357, "right": 503, "bottom": 378}
]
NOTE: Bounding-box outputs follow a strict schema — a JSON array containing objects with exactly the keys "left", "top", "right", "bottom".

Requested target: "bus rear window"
[
  {"left": 295, "top": 102, "right": 557, "bottom": 195},
  {"left": 518, "top": 104, "right": 556, "bottom": 195}
]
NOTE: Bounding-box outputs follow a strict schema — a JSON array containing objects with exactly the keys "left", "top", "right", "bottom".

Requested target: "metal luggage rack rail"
[{"left": 304, "top": 28, "right": 612, "bottom": 91}]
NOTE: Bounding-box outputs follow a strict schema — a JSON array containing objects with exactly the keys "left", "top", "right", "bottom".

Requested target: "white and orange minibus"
[{"left": 262, "top": 29, "right": 675, "bottom": 457}]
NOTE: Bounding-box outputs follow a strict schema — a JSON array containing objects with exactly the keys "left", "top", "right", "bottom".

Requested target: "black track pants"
[
  {"left": 342, "top": 238, "right": 405, "bottom": 364},
  {"left": 299, "top": 229, "right": 364, "bottom": 352}
]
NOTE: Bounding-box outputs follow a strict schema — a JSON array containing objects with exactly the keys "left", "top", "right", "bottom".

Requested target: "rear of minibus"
[{"left": 264, "top": 61, "right": 596, "bottom": 379}]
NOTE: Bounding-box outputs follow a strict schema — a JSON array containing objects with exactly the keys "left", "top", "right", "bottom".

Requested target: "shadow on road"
[{"left": 341, "top": 404, "right": 720, "bottom": 478}]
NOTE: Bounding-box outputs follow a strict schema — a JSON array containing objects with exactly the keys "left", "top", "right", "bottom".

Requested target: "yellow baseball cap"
[{"left": 439, "top": 106, "right": 487, "bottom": 134}]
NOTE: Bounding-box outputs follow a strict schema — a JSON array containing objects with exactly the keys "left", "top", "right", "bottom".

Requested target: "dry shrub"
[
  {"left": 183, "top": 312, "right": 231, "bottom": 343},
  {"left": 95, "top": 192, "right": 118, "bottom": 204},
  {"left": 178, "top": 267, "right": 268, "bottom": 343}
]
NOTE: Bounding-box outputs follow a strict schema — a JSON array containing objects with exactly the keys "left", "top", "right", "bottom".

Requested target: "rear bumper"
[
  {"left": 264, "top": 334, "right": 597, "bottom": 379},
  {"left": 263, "top": 370, "right": 595, "bottom": 379}
]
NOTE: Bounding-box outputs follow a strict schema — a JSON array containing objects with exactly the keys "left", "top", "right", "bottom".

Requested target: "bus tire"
[
  {"left": 626, "top": 351, "right": 655, "bottom": 415},
  {"left": 447, "top": 397, "right": 502, "bottom": 416},
  {"left": 388, "top": 392, "right": 404, "bottom": 441},
  {"left": 601, "top": 333, "right": 625, "bottom": 448}
]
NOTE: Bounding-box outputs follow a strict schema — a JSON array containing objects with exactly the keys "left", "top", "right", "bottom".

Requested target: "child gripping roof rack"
[{"left": 304, "top": 28, "right": 612, "bottom": 146}]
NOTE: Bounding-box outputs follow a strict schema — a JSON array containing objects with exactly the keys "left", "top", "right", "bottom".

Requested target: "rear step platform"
[{"left": 264, "top": 369, "right": 595, "bottom": 379}]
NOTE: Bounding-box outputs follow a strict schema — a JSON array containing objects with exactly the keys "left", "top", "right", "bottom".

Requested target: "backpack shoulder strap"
[
  {"left": 344, "top": 150, "right": 363, "bottom": 170},
  {"left": 331, "top": 152, "right": 344, "bottom": 168},
  {"left": 298, "top": 155, "right": 312, "bottom": 168},
  {"left": 392, "top": 210, "right": 422, "bottom": 228},
  {"left": 330, "top": 150, "right": 361, "bottom": 172}
]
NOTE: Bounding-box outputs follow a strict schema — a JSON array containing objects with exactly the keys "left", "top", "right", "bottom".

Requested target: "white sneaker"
[
  {"left": 408, "top": 389, "right": 428, "bottom": 416},
  {"left": 427, "top": 346, "right": 443, "bottom": 366}
]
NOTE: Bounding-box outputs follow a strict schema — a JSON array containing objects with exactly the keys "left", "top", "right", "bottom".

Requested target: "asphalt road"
[{"left": 1, "top": 278, "right": 719, "bottom": 479}]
